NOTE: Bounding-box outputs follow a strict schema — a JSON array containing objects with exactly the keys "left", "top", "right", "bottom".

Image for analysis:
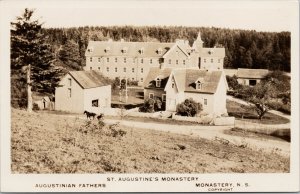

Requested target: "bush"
[
  {"left": 78, "top": 120, "right": 126, "bottom": 138},
  {"left": 139, "top": 97, "right": 162, "bottom": 113},
  {"left": 226, "top": 75, "right": 239, "bottom": 90},
  {"left": 176, "top": 98, "right": 203, "bottom": 117}
]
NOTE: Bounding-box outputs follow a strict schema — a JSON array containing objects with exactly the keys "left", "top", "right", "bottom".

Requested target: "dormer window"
[
  {"left": 122, "top": 47, "right": 128, "bottom": 53},
  {"left": 105, "top": 47, "right": 110, "bottom": 52},
  {"left": 140, "top": 48, "right": 144, "bottom": 54},
  {"left": 87, "top": 47, "right": 93, "bottom": 53},
  {"left": 196, "top": 79, "right": 203, "bottom": 90},
  {"left": 157, "top": 48, "right": 162, "bottom": 55},
  {"left": 156, "top": 78, "right": 161, "bottom": 87}
]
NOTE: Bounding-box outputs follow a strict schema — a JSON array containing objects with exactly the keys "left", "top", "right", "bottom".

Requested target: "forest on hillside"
[{"left": 42, "top": 26, "right": 291, "bottom": 72}]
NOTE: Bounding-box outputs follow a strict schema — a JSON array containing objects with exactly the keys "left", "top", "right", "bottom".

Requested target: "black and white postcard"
[{"left": 0, "top": 0, "right": 299, "bottom": 192}]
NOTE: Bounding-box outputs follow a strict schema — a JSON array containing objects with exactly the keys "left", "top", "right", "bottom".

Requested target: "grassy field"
[
  {"left": 226, "top": 100, "right": 290, "bottom": 125},
  {"left": 11, "top": 108, "right": 289, "bottom": 173}
]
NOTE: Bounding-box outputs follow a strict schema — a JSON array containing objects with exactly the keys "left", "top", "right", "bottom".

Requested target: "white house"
[
  {"left": 164, "top": 69, "right": 228, "bottom": 116},
  {"left": 55, "top": 70, "right": 111, "bottom": 114}
]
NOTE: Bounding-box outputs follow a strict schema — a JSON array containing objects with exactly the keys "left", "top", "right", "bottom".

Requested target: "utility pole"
[
  {"left": 27, "top": 64, "right": 32, "bottom": 113},
  {"left": 125, "top": 78, "right": 128, "bottom": 103},
  {"left": 119, "top": 77, "right": 122, "bottom": 102}
]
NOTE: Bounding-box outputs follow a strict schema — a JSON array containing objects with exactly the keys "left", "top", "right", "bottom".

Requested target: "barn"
[
  {"left": 55, "top": 70, "right": 111, "bottom": 114},
  {"left": 237, "top": 68, "right": 269, "bottom": 86}
]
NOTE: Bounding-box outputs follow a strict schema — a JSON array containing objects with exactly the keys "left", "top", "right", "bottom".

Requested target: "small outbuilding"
[
  {"left": 237, "top": 68, "right": 269, "bottom": 86},
  {"left": 55, "top": 70, "right": 111, "bottom": 114},
  {"left": 33, "top": 95, "right": 54, "bottom": 110}
]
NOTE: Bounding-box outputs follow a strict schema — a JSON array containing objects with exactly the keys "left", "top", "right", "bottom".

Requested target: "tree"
[
  {"left": 11, "top": 8, "right": 63, "bottom": 111},
  {"left": 247, "top": 81, "right": 276, "bottom": 120},
  {"left": 226, "top": 75, "right": 239, "bottom": 90},
  {"left": 176, "top": 98, "right": 203, "bottom": 117}
]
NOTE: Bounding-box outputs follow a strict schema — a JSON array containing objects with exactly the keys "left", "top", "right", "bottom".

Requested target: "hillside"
[{"left": 11, "top": 109, "right": 289, "bottom": 173}]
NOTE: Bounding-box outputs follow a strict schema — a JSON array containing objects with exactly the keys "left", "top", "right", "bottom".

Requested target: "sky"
[{"left": 2, "top": 0, "right": 298, "bottom": 32}]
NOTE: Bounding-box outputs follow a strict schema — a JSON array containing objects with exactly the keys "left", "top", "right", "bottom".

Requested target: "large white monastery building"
[{"left": 84, "top": 33, "right": 225, "bottom": 85}]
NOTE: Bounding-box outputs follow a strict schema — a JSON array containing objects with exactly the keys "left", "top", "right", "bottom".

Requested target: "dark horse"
[{"left": 84, "top": 111, "right": 96, "bottom": 120}]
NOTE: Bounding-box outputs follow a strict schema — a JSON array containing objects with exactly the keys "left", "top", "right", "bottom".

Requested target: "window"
[
  {"left": 132, "top": 68, "right": 135, "bottom": 73},
  {"left": 124, "top": 58, "right": 126, "bottom": 63},
  {"left": 107, "top": 67, "right": 109, "bottom": 72},
  {"left": 211, "top": 58, "right": 213, "bottom": 63},
  {"left": 162, "top": 94, "right": 166, "bottom": 102},
  {"left": 140, "top": 48, "right": 144, "bottom": 54},
  {"left": 122, "top": 47, "right": 127, "bottom": 53},
  {"left": 176, "top": 60, "right": 178, "bottom": 65},
  {"left": 98, "top": 67, "right": 100, "bottom": 70},
  {"left": 183, "top": 60, "right": 185, "bottom": 65},
  {"left": 98, "top": 58, "right": 101, "bottom": 62},
  {"left": 140, "top": 78, "right": 144, "bottom": 82},
  {"left": 68, "top": 88, "right": 71, "bottom": 98},
  {"left": 150, "top": 59, "right": 153, "bottom": 64},
  {"left": 168, "top": 59, "right": 171, "bottom": 64},
  {"left": 204, "top": 59, "right": 206, "bottom": 63},
  {"left": 92, "top": 99, "right": 99, "bottom": 107},
  {"left": 124, "top": 67, "right": 126, "bottom": 72},
  {"left": 115, "top": 58, "right": 118, "bottom": 63},
  {"left": 141, "top": 68, "right": 143, "bottom": 73},
  {"left": 156, "top": 78, "right": 161, "bottom": 87},
  {"left": 141, "top": 59, "right": 143, "bottom": 63},
  {"left": 171, "top": 80, "right": 175, "bottom": 88},
  {"left": 149, "top": 93, "right": 154, "bottom": 99},
  {"left": 107, "top": 58, "right": 109, "bottom": 62},
  {"left": 68, "top": 78, "right": 71, "bottom": 86},
  {"left": 90, "top": 67, "right": 92, "bottom": 70},
  {"left": 204, "top": 99, "right": 207, "bottom": 106},
  {"left": 157, "top": 48, "right": 162, "bottom": 55},
  {"left": 196, "top": 80, "right": 202, "bottom": 90},
  {"left": 90, "top": 57, "right": 92, "bottom": 62},
  {"left": 115, "top": 67, "right": 118, "bottom": 72}
]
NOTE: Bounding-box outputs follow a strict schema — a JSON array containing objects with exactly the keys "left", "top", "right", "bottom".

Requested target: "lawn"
[
  {"left": 226, "top": 100, "right": 290, "bottom": 125},
  {"left": 11, "top": 108, "right": 289, "bottom": 173}
]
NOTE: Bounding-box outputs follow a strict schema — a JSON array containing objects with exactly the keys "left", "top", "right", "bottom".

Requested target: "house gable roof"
[
  {"left": 68, "top": 70, "right": 110, "bottom": 89},
  {"left": 162, "top": 44, "right": 190, "bottom": 58},
  {"left": 237, "top": 68, "right": 269, "bottom": 79},
  {"left": 171, "top": 69, "right": 223, "bottom": 94},
  {"left": 85, "top": 40, "right": 175, "bottom": 58},
  {"left": 199, "top": 48, "right": 225, "bottom": 57},
  {"left": 143, "top": 67, "right": 173, "bottom": 89}
]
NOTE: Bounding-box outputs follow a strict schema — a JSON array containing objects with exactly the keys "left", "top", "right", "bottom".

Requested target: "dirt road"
[{"left": 104, "top": 118, "right": 290, "bottom": 157}]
